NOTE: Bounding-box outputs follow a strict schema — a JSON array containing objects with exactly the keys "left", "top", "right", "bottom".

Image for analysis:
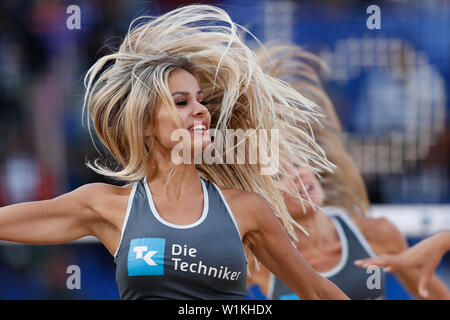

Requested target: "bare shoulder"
[
  {"left": 68, "top": 182, "right": 131, "bottom": 205},
  {"left": 349, "top": 215, "right": 408, "bottom": 255},
  {"left": 73, "top": 181, "right": 133, "bottom": 194},
  {"left": 218, "top": 186, "right": 270, "bottom": 214},
  {"left": 66, "top": 182, "right": 133, "bottom": 224},
  {"left": 216, "top": 186, "right": 273, "bottom": 236},
  {"left": 59, "top": 182, "right": 134, "bottom": 255},
  {"left": 218, "top": 185, "right": 259, "bottom": 201}
]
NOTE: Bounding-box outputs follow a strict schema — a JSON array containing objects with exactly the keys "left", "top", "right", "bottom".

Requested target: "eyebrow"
[{"left": 171, "top": 90, "right": 204, "bottom": 97}]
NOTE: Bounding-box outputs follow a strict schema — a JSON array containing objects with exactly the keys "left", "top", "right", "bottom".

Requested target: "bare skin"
[
  {"left": 355, "top": 231, "right": 450, "bottom": 298},
  {"left": 0, "top": 69, "right": 348, "bottom": 300},
  {"left": 247, "top": 166, "right": 450, "bottom": 300}
]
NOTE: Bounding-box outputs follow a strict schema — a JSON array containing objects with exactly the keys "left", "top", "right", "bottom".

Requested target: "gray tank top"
[
  {"left": 114, "top": 177, "right": 247, "bottom": 299},
  {"left": 268, "top": 207, "right": 385, "bottom": 300}
]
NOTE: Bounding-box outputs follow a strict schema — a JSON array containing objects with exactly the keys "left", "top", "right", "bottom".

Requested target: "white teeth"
[{"left": 190, "top": 125, "right": 206, "bottom": 131}]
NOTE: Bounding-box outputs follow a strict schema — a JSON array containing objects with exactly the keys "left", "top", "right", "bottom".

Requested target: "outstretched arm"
[
  {"left": 243, "top": 193, "right": 349, "bottom": 300},
  {"left": 353, "top": 218, "right": 450, "bottom": 299},
  {"left": 355, "top": 231, "right": 450, "bottom": 298},
  {"left": 0, "top": 184, "right": 103, "bottom": 244}
]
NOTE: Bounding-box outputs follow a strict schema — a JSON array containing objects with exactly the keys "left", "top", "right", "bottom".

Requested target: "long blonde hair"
[
  {"left": 82, "top": 5, "right": 334, "bottom": 239},
  {"left": 256, "top": 44, "right": 370, "bottom": 217}
]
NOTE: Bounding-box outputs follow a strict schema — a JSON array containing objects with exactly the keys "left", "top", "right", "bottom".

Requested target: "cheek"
[
  {"left": 155, "top": 108, "right": 182, "bottom": 147},
  {"left": 279, "top": 176, "right": 295, "bottom": 191},
  {"left": 310, "top": 187, "right": 325, "bottom": 207},
  {"left": 283, "top": 193, "right": 303, "bottom": 217},
  {"left": 316, "top": 191, "right": 325, "bottom": 206}
]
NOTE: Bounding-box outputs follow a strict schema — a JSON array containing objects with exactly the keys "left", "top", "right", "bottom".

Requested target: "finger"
[
  {"left": 354, "top": 259, "right": 376, "bottom": 268},
  {"left": 354, "top": 256, "right": 390, "bottom": 269},
  {"left": 383, "top": 266, "right": 393, "bottom": 273},
  {"left": 418, "top": 269, "right": 432, "bottom": 299}
]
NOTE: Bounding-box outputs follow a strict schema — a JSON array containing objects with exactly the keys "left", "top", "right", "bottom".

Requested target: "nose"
[{"left": 191, "top": 100, "right": 209, "bottom": 118}]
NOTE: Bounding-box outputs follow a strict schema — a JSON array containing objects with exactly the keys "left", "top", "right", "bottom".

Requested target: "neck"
[
  {"left": 294, "top": 208, "right": 317, "bottom": 236},
  {"left": 147, "top": 149, "right": 201, "bottom": 199},
  {"left": 293, "top": 206, "right": 334, "bottom": 250}
]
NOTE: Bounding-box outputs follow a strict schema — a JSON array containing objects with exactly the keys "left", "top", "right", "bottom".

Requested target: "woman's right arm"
[{"left": 0, "top": 184, "right": 105, "bottom": 245}]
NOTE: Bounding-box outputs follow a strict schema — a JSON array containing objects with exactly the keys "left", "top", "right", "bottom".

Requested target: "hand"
[{"left": 354, "top": 232, "right": 450, "bottom": 298}]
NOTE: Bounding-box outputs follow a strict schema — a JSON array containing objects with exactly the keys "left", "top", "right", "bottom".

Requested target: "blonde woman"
[
  {"left": 0, "top": 6, "right": 348, "bottom": 299},
  {"left": 246, "top": 45, "right": 450, "bottom": 300}
]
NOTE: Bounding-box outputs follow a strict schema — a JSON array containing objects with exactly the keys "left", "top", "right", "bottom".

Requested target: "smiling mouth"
[
  {"left": 299, "top": 183, "right": 313, "bottom": 195},
  {"left": 188, "top": 123, "right": 210, "bottom": 135},
  {"left": 189, "top": 124, "right": 206, "bottom": 131}
]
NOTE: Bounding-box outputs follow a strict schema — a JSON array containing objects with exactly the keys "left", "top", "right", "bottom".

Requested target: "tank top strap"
[
  {"left": 202, "top": 179, "right": 244, "bottom": 242},
  {"left": 324, "top": 207, "right": 377, "bottom": 258}
]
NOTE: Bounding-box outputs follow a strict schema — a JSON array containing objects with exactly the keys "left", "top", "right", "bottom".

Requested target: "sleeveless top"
[
  {"left": 268, "top": 207, "right": 385, "bottom": 300},
  {"left": 114, "top": 177, "right": 248, "bottom": 299}
]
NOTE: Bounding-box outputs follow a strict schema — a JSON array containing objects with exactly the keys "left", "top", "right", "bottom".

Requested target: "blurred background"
[{"left": 0, "top": 0, "right": 448, "bottom": 299}]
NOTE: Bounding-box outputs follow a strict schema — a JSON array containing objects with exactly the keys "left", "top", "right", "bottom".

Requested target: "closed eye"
[
  {"left": 174, "top": 97, "right": 208, "bottom": 107},
  {"left": 175, "top": 100, "right": 208, "bottom": 106}
]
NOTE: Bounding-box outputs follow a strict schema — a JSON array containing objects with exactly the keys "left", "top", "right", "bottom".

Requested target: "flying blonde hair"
[
  {"left": 256, "top": 44, "right": 370, "bottom": 217},
  {"left": 82, "top": 5, "right": 334, "bottom": 240}
]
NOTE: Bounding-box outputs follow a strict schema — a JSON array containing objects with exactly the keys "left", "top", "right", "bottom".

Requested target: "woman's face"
[
  {"left": 280, "top": 164, "right": 324, "bottom": 217},
  {"left": 148, "top": 68, "right": 212, "bottom": 157}
]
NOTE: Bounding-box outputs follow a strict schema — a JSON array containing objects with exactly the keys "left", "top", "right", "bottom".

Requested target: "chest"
[
  {"left": 151, "top": 194, "right": 205, "bottom": 226},
  {"left": 114, "top": 183, "right": 248, "bottom": 299},
  {"left": 297, "top": 241, "right": 343, "bottom": 273},
  {"left": 115, "top": 229, "right": 248, "bottom": 299}
]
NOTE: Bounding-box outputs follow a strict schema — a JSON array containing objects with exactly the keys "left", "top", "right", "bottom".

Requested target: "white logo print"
[{"left": 133, "top": 246, "right": 158, "bottom": 266}]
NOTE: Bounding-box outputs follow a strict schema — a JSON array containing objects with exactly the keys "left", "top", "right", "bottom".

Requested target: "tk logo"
[{"left": 128, "top": 238, "right": 165, "bottom": 276}]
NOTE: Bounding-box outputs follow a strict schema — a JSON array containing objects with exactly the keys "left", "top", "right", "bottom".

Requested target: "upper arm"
[
  {"left": 358, "top": 217, "right": 408, "bottom": 255},
  {"left": 243, "top": 193, "right": 302, "bottom": 274},
  {"left": 0, "top": 183, "right": 105, "bottom": 244},
  {"left": 241, "top": 193, "right": 347, "bottom": 299}
]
